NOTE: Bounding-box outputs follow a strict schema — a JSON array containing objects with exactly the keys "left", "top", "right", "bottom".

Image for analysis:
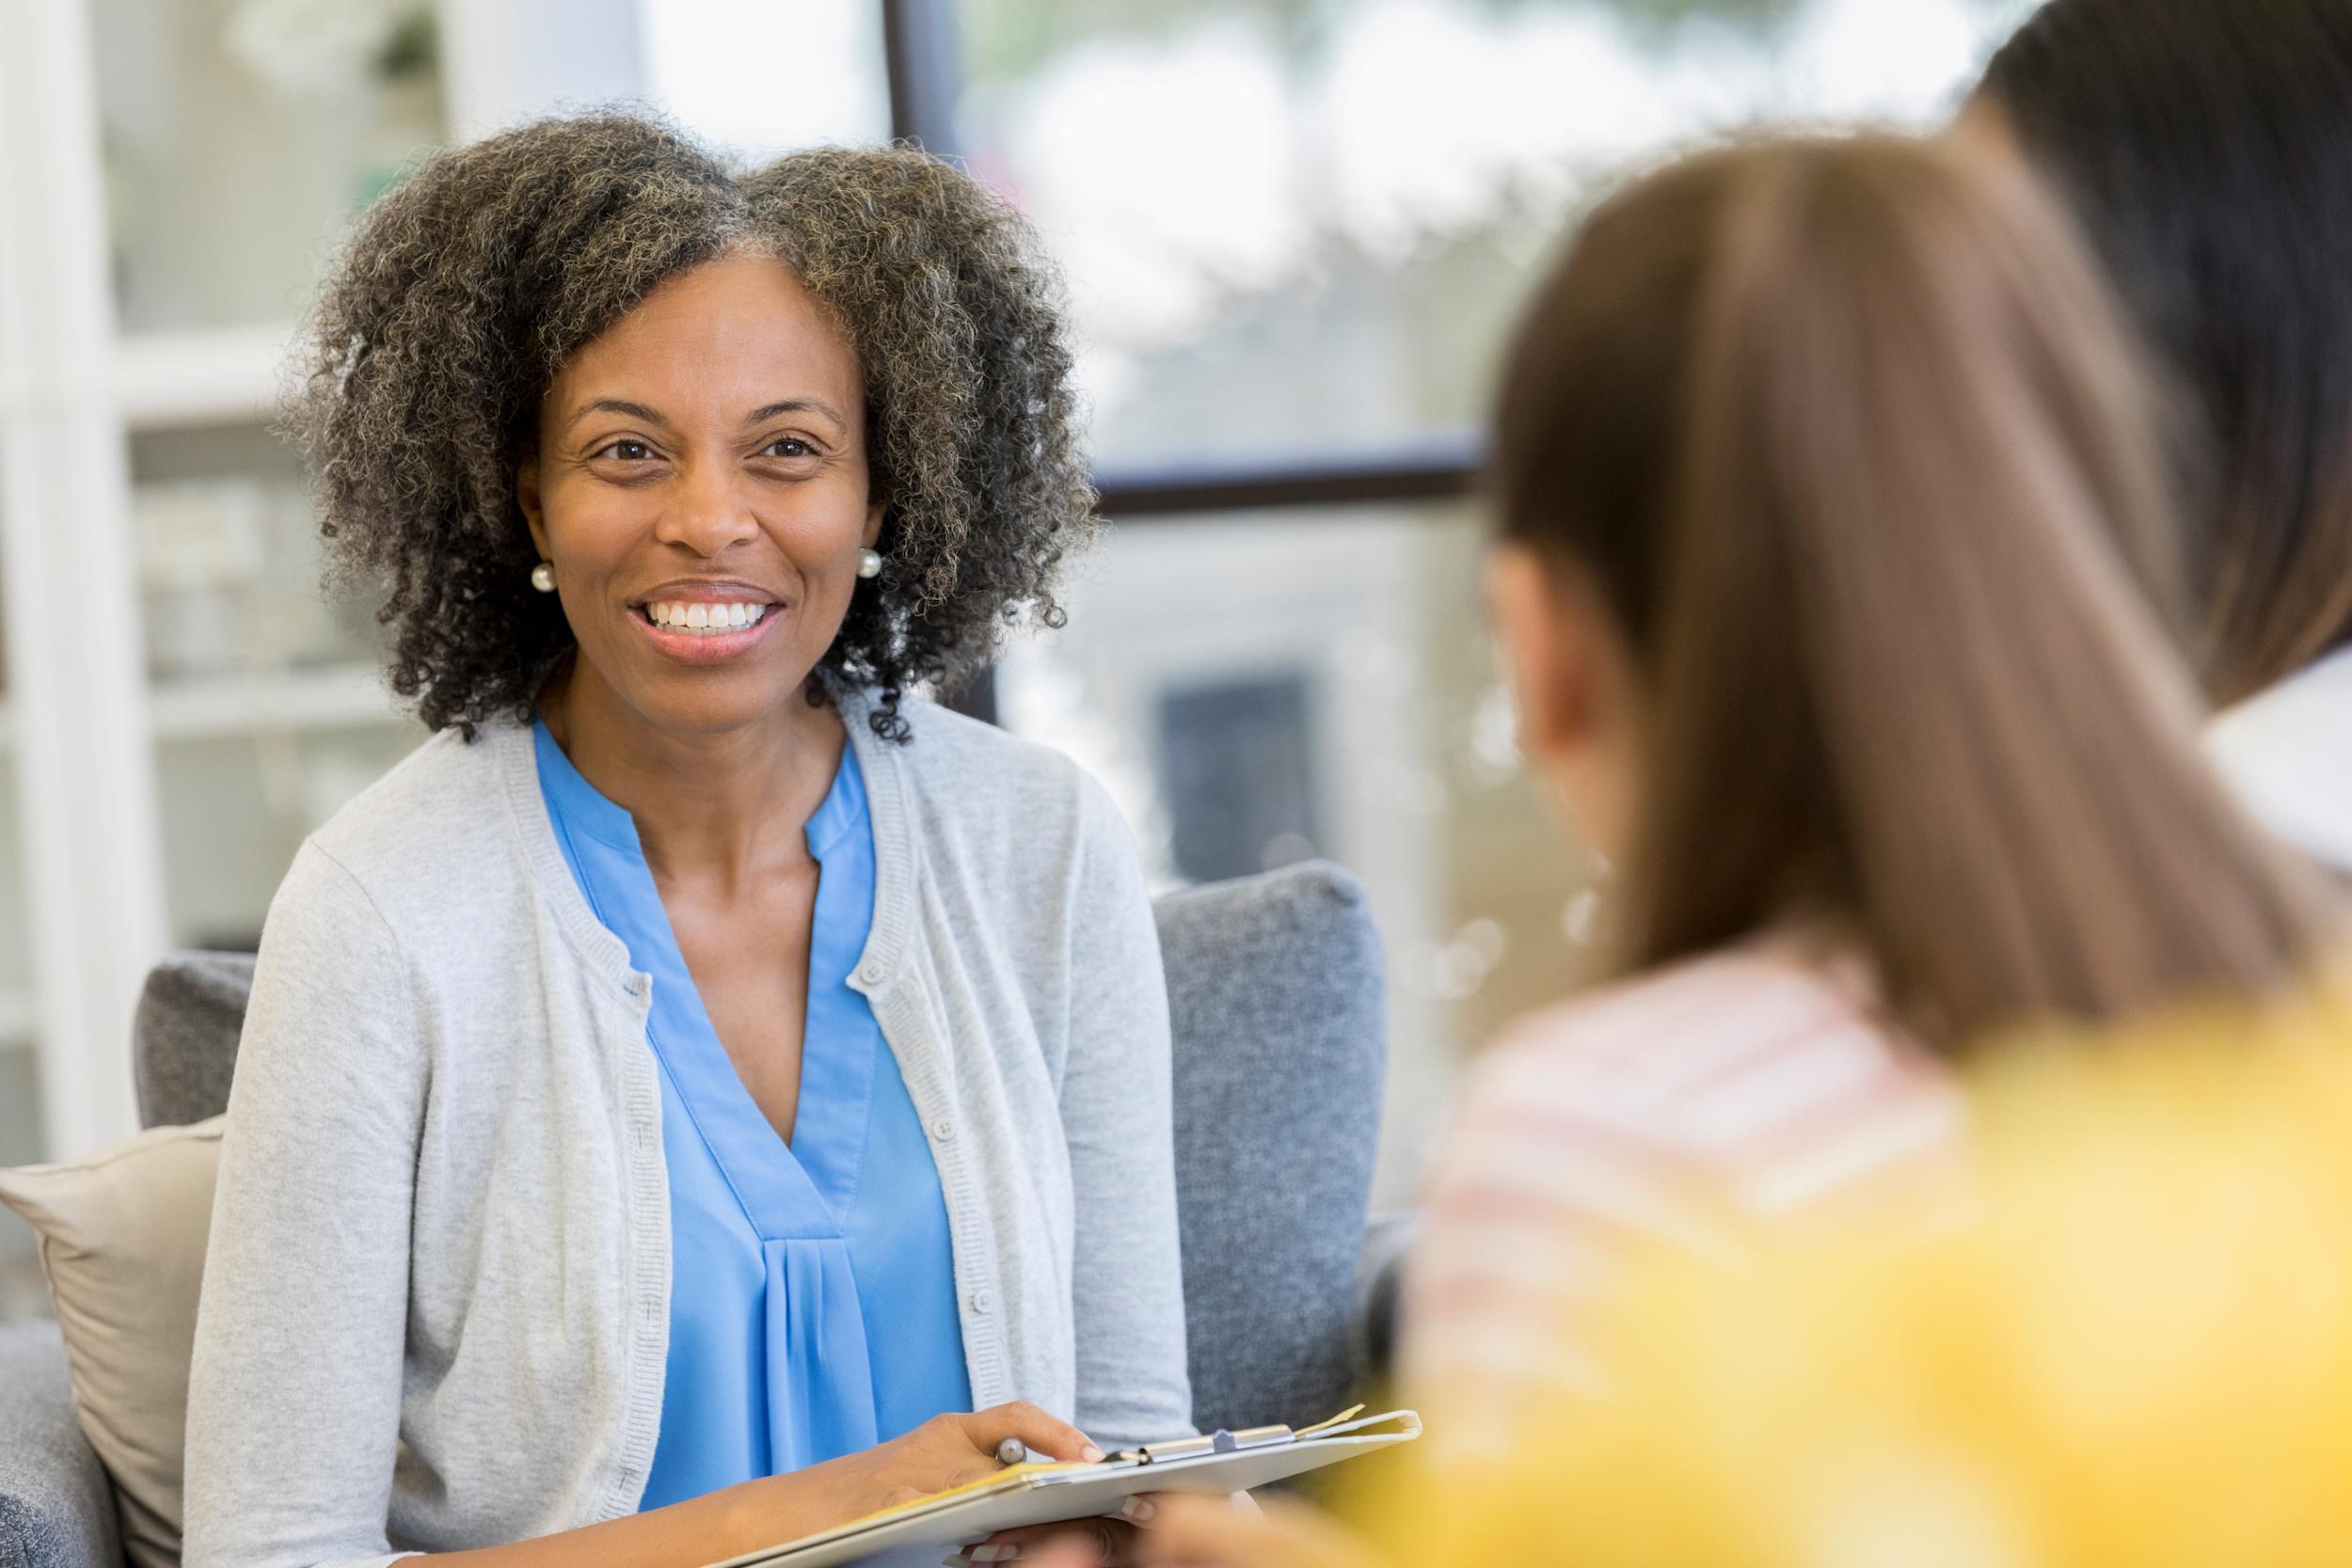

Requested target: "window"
[
  {"left": 940, "top": 0, "right": 2035, "bottom": 1193},
  {"left": 995, "top": 504, "right": 1576, "bottom": 1195},
  {"left": 947, "top": 0, "right": 2028, "bottom": 469}
]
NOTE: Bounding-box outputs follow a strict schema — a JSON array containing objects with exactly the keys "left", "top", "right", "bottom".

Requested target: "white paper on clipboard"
[{"left": 703, "top": 1409, "right": 1422, "bottom": 1568}]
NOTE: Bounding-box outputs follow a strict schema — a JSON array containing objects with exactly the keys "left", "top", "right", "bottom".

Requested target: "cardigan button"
[
  {"left": 930, "top": 1117, "right": 956, "bottom": 1142},
  {"left": 969, "top": 1289, "right": 993, "bottom": 1315},
  {"left": 857, "top": 959, "right": 885, "bottom": 987}
]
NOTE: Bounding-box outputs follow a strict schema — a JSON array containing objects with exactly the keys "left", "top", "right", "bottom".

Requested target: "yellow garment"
[{"left": 1343, "top": 978, "right": 2352, "bottom": 1568}]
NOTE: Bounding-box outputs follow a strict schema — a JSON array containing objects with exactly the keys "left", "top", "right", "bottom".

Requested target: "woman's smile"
[{"left": 628, "top": 578, "right": 786, "bottom": 664}]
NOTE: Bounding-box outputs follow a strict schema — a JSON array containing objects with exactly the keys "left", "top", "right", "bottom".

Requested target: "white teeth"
[{"left": 645, "top": 600, "right": 769, "bottom": 635}]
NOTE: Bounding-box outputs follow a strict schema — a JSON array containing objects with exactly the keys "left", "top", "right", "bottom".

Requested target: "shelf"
[
  {"left": 110, "top": 326, "right": 294, "bottom": 431},
  {"left": 0, "top": 328, "right": 291, "bottom": 428},
  {"left": 148, "top": 663, "right": 408, "bottom": 742},
  {"left": 0, "top": 666, "right": 408, "bottom": 756}
]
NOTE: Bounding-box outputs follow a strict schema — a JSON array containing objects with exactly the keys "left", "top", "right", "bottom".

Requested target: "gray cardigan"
[{"left": 182, "top": 696, "right": 1193, "bottom": 1568}]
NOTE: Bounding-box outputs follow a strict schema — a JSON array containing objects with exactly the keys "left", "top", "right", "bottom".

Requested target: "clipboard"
[{"left": 703, "top": 1407, "right": 1422, "bottom": 1568}]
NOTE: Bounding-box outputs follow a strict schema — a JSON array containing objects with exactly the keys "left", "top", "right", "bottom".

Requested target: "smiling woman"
[
  {"left": 519, "top": 253, "right": 886, "bottom": 729},
  {"left": 180, "top": 115, "right": 1191, "bottom": 1568},
  {"left": 291, "top": 114, "right": 1092, "bottom": 743}
]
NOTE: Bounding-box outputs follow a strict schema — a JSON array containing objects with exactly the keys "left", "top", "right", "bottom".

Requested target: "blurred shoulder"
[{"left": 1458, "top": 938, "right": 1917, "bottom": 1142}]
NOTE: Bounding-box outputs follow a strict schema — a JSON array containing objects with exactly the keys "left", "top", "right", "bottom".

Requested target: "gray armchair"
[{"left": 0, "top": 861, "right": 1402, "bottom": 1568}]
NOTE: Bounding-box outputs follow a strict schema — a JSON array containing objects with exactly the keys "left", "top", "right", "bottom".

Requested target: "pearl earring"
[
  {"left": 530, "top": 562, "right": 556, "bottom": 594},
  {"left": 857, "top": 548, "right": 884, "bottom": 580}
]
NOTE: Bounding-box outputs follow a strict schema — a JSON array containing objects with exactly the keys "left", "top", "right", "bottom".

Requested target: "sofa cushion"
[
  {"left": 127, "top": 859, "right": 1394, "bottom": 1446},
  {"left": 1155, "top": 862, "right": 1388, "bottom": 1432},
  {"left": 0, "top": 1320, "right": 121, "bottom": 1568},
  {"left": 133, "top": 953, "right": 253, "bottom": 1132},
  {"left": 0, "top": 1119, "right": 223, "bottom": 1568}
]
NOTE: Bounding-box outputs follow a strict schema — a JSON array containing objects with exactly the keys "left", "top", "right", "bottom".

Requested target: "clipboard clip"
[
  {"left": 1109, "top": 1403, "right": 1373, "bottom": 1465},
  {"left": 1112, "top": 1423, "right": 1291, "bottom": 1465}
]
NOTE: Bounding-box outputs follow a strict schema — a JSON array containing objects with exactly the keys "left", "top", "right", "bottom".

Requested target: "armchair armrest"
[{"left": 0, "top": 1321, "right": 119, "bottom": 1568}]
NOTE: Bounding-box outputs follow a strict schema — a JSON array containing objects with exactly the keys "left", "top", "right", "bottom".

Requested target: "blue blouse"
[{"left": 533, "top": 721, "right": 973, "bottom": 1509}]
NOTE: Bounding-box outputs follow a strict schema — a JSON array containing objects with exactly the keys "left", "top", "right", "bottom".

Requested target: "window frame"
[{"left": 876, "top": 0, "right": 1481, "bottom": 721}]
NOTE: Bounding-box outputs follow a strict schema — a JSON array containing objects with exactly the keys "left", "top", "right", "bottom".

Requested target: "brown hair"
[{"left": 1491, "top": 135, "right": 2325, "bottom": 1045}]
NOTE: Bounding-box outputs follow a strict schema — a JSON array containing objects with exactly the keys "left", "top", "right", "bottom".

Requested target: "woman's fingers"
[
  {"left": 946, "top": 1544, "right": 1103, "bottom": 1568},
  {"left": 954, "top": 1495, "right": 1361, "bottom": 1568},
  {"left": 978, "top": 1514, "right": 1134, "bottom": 1551},
  {"left": 1125, "top": 1492, "right": 1375, "bottom": 1568},
  {"left": 964, "top": 1402, "right": 1107, "bottom": 1465},
  {"left": 953, "top": 1515, "right": 1134, "bottom": 1565}
]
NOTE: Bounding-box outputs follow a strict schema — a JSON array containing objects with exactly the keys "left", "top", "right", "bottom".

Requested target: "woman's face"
[{"left": 517, "top": 252, "right": 882, "bottom": 737}]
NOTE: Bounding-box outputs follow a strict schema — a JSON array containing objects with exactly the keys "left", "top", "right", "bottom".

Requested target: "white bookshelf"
[
  {"left": 150, "top": 664, "right": 405, "bottom": 742},
  {"left": 0, "top": 0, "right": 644, "bottom": 1165},
  {"left": 0, "top": 0, "right": 163, "bottom": 1162},
  {"left": 113, "top": 326, "right": 292, "bottom": 431},
  {"left": 0, "top": 0, "right": 902, "bottom": 1169},
  {"left": 0, "top": 667, "right": 405, "bottom": 755}
]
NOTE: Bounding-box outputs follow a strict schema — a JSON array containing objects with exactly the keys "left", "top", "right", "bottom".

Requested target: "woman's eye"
[
  {"left": 762, "top": 437, "right": 814, "bottom": 459},
  {"left": 595, "top": 439, "right": 654, "bottom": 462}
]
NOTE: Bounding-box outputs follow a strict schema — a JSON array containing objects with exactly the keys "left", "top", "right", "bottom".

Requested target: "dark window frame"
[{"left": 877, "top": 0, "right": 1482, "bottom": 717}]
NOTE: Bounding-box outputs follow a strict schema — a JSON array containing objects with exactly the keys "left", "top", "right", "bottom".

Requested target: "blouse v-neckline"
[{"left": 532, "top": 721, "right": 875, "bottom": 1238}]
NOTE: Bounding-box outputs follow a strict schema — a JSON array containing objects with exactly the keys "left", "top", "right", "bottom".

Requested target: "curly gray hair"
[{"left": 292, "top": 112, "right": 1096, "bottom": 740}]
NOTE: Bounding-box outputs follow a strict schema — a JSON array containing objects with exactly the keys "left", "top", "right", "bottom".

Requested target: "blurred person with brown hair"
[
  {"left": 1025, "top": 125, "right": 2339, "bottom": 1568},
  {"left": 1971, "top": 0, "right": 2352, "bottom": 873},
  {"left": 1140, "top": 990, "right": 2352, "bottom": 1568},
  {"left": 1406, "top": 120, "right": 2330, "bottom": 1449}
]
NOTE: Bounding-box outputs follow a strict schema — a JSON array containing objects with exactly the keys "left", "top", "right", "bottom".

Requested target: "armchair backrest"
[{"left": 131, "top": 861, "right": 1390, "bottom": 1435}]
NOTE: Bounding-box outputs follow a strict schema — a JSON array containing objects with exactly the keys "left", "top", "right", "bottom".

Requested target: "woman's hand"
[
  {"left": 434, "top": 1403, "right": 1102, "bottom": 1568},
  {"left": 946, "top": 1495, "right": 1155, "bottom": 1566},
  {"left": 1004, "top": 1491, "right": 1379, "bottom": 1568},
  {"left": 801, "top": 1402, "right": 1104, "bottom": 1523},
  {"left": 958, "top": 1491, "right": 1379, "bottom": 1568}
]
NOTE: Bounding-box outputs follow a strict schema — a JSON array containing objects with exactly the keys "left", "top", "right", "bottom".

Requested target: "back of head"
[
  {"left": 1978, "top": 0, "right": 2352, "bottom": 703},
  {"left": 1492, "top": 134, "right": 2324, "bottom": 1045}
]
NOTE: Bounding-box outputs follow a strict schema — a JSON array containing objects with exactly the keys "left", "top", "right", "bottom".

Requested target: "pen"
[{"left": 995, "top": 1437, "right": 1025, "bottom": 1465}]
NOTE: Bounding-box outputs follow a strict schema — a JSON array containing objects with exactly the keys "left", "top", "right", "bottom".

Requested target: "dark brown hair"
[
  {"left": 1978, "top": 0, "right": 2352, "bottom": 704},
  {"left": 1491, "top": 135, "right": 2325, "bottom": 1045},
  {"left": 291, "top": 113, "right": 1094, "bottom": 740}
]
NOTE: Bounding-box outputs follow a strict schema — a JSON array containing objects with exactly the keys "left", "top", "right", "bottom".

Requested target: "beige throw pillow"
[{"left": 0, "top": 1117, "right": 222, "bottom": 1568}]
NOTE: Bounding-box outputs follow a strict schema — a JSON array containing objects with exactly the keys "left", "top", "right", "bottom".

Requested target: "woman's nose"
[{"left": 654, "top": 460, "right": 760, "bottom": 556}]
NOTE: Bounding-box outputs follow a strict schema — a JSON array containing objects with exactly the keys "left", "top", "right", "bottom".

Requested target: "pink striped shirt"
[{"left": 1400, "top": 939, "right": 1966, "bottom": 1440}]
